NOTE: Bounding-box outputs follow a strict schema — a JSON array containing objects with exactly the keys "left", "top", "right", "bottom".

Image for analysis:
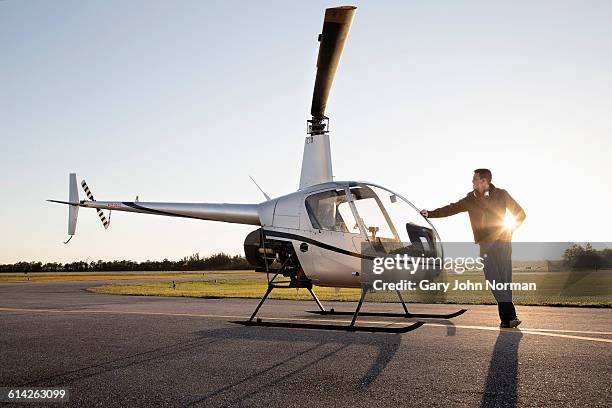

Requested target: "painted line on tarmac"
[
  {"left": 0, "top": 307, "right": 610, "bottom": 344},
  {"left": 496, "top": 327, "right": 612, "bottom": 335},
  {"left": 423, "top": 322, "right": 612, "bottom": 343}
]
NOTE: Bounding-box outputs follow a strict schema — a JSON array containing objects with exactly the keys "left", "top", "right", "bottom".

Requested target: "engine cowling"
[{"left": 244, "top": 228, "right": 301, "bottom": 275}]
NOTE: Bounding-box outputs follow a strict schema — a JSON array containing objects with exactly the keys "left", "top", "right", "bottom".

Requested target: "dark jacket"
[{"left": 428, "top": 183, "right": 526, "bottom": 243}]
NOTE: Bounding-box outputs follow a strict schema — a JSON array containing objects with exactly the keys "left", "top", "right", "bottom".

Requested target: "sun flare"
[{"left": 503, "top": 211, "right": 518, "bottom": 230}]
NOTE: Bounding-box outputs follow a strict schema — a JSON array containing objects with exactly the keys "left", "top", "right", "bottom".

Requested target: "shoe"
[
  {"left": 508, "top": 319, "right": 521, "bottom": 328},
  {"left": 500, "top": 319, "right": 521, "bottom": 328}
]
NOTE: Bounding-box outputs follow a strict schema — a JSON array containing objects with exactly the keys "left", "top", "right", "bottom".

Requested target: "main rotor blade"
[{"left": 310, "top": 6, "right": 357, "bottom": 119}]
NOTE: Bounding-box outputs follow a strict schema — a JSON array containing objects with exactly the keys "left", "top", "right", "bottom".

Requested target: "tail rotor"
[{"left": 81, "top": 180, "right": 110, "bottom": 230}]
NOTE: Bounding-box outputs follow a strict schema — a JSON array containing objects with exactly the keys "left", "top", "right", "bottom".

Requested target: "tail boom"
[{"left": 77, "top": 201, "right": 261, "bottom": 225}]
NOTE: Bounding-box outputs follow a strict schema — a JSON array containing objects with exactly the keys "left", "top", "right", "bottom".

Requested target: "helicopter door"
[
  {"left": 347, "top": 184, "right": 403, "bottom": 255},
  {"left": 304, "top": 188, "right": 363, "bottom": 287}
]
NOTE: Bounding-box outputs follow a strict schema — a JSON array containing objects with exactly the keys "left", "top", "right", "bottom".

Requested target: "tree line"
[
  {"left": 563, "top": 244, "right": 612, "bottom": 270},
  {"left": 0, "top": 252, "right": 252, "bottom": 273}
]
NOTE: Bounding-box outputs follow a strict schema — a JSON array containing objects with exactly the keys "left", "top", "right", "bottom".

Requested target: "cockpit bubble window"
[
  {"left": 350, "top": 183, "right": 441, "bottom": 257},
  {"left": 305, "top": 189, "right": 358, "bottom": 233},
  {"left": 349, "top": 186, "right": 397, "bottom": 241}
]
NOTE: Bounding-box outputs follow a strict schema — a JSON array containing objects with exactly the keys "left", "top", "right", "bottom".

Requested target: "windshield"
[{"left": 349, "top": 183, "right": 440, "bottom": 256}]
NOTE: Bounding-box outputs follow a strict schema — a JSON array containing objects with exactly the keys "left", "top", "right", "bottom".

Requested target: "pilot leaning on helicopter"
[{"left": 420, "top": 168, "right": 526, "bottom": 328}]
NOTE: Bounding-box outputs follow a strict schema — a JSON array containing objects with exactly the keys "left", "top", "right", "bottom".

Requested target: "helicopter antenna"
[{"left": 249, "top": 175, "right": 271, "bottom": 201}]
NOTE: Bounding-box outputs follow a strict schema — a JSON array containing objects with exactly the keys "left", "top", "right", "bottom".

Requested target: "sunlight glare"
[{"left": 504, "top": 211, "right": 517, "bottom": 230}]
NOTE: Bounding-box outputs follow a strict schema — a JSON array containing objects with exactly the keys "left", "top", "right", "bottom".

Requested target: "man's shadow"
[{"left": 480, "top": 330, "right": 523, "bottom": 408}]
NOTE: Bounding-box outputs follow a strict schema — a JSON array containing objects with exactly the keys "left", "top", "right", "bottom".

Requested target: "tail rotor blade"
[
  {"left": 310, "top": 6, "right": 357, "bottom": 119},
  {"left": 81, "top": 180, "right": 110, "bottom": 229}
]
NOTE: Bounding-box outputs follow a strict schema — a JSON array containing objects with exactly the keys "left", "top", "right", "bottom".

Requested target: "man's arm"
[
  {"left": 505, "top": 190, "right": 526, "bottom": 228},
  {"left": 425, "top": 195, "right": 470, "bottom": 218}
]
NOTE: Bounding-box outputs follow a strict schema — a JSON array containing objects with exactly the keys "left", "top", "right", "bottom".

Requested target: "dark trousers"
[{"left": 480, "top": 240, "right": 517, "bottom": 322}]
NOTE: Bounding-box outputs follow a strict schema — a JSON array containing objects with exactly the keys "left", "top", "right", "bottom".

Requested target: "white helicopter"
[{"left": 49, "top": 6, "right": 465, "bottom": 333}]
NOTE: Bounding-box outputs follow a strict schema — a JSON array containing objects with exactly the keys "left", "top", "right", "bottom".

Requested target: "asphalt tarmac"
[{"left": 0, "top": 280, "right": 610, "bottom": 407}]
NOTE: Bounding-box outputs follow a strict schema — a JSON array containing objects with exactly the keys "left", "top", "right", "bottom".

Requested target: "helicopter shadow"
[
  {"left": 188, "top": 325, "right": 402, "bottom": 406},
  {"left": 19, "top": 336, "right": 224, "bottom": 387}
]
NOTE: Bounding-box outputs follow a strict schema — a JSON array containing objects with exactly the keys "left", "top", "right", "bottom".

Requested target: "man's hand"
[{"left": 420, "top": 209, "right": 429, "bottom": 218}]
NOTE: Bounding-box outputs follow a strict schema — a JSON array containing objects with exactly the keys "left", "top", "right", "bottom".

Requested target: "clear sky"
[{"left": 1, "top": 1, "right": 611, "bottom": 263}]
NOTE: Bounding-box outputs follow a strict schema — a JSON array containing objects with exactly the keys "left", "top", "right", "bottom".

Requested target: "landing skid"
[
  {"left": 234, "top": 319, "right": 424, "bottom": 333},
  {"left": 307, "top": 290, "right": 467, "bottom": 320},
  {"left": 307, "top": 309, "right": 467, "bottom": 319},
  {"left": 236, "top": 271, "right": 426, "bottom": 333}
]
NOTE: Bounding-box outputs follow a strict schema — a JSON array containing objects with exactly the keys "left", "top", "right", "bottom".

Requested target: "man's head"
[{"left": 472, "top": 168, "right": 492, "bottom": 194}]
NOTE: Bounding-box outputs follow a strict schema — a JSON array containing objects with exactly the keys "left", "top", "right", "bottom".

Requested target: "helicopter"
[{"left": 49, "top": 6, "right": 466, "bottom": 333}]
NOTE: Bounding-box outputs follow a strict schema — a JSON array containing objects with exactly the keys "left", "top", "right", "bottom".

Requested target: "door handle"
[{"left": 300, "top": 243, "right": 309, "bottom": 252}]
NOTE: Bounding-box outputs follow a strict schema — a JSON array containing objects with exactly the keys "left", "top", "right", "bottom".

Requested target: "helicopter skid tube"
[
  {"left": 307, "top": 289, "right": 466, "bottom": 319},
  {"left": 306, "top": 309, "right": 467, "bottom": 319},
  {"left": 233, "top": 319, "right": 425, "bottom": 333}
]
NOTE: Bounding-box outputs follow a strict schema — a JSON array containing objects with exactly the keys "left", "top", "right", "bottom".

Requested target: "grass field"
[
  {"left": 0, "top": 270, "right": 260, "bottom": 283},
  {"left": 87, "top": 270, "right": 612, "bottom": 307}
]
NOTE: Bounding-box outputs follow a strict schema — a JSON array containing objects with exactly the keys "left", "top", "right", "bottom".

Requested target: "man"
[{"left": 420, "top": 169, "right": 526, "bottom": 328}]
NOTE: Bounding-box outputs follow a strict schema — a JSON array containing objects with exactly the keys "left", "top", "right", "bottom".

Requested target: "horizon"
[{"left": 4, "top": 242, "right": 611, "bottom": 265}]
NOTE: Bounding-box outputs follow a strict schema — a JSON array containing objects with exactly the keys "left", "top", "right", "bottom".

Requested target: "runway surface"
[{"left": 0, "top": 280, "right": 610, "bottom": 407}]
